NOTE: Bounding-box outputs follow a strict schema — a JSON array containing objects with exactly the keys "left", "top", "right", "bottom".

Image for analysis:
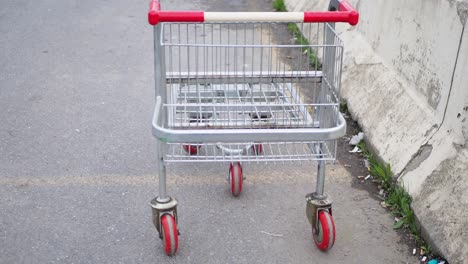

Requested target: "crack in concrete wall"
[
  {"left": 428, "top": 24, "right": 466, "bottom": 143},
  {"left": 400, "top": 144, "right": 433, "bottom": 175}
]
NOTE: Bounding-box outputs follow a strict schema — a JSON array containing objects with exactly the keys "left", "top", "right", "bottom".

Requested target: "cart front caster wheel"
[
  {"left": 183, "top": 144, "right": 201, "bottom": 155},
  {"left": 252, "top": 144, "right": 263, "bottom": 155},
  {"left": 312, "top": 210, "right": 335, "bottom": 251},
  {"left": 161, "top": 214, "right": 178, "bottom": 256},
  {"left": 229, "top": 162, "right": 243, "bottom": 196}
]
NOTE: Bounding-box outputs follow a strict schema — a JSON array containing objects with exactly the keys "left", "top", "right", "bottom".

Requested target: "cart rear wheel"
[
  {"left": 312, "top": 210, "right": 335, "bottom": 251},
  {"left": 252, "top": 144, "right": 263, "bottom": 155},
  {"left": 229, "top": 162, "right": 243, "bottom": 196},
  {"left": 161, "top": 214, "right": 178, "bottom": 256},
  {"left": 183, "top": 144, "right": 201, "bottom": 155}
]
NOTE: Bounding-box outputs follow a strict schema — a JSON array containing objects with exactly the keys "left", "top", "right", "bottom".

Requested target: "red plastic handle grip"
[
  {"left": 304, "top": 11, "right": 358, "bottom": 25},
  {"left": 148, "top": 0, "right": 160, "bottom": 25},
  {"left": 149, "top": 0, "right": 160, "bottom": 12},
  {"left": 149, "top": 0, "right": 203, "bottom": 25},
  {"left": 148, "top": 0, "right": 359, "bottom": 26},
  {"left": 339, "top": 0, "right": 355, "bottom": 12},
  {"left": 338, "top": 0, "right": 359, "bottom": 25},
  {"left": 304, "top": 0, "right": 358, "bottom": 25}
]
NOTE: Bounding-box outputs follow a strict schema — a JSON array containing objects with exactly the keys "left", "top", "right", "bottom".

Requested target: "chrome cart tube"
[
  {"left": 154, "top": 24, "right": 166, "bottom": 100},
  {"left": 156, "top": 140, "right": 170, "bottom": 203},
  {"left": 154, "top": 23, "right": 170, "bottom": 203},
  {"left": 152, "top": 97, "right": 347, "bottom": 143},
  {"left": 315, "top": 143, "right": 326, "bottom": 197}
]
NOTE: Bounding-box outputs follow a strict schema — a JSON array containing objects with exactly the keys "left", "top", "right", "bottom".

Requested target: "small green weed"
[
  {"left": 273, "top": 1, "right": 321, "bottom": 68},
  {"left": 358, "top": 141, "right": 419, "bottom": 237},
  {"left": 273, "top": 0, "right": 287, "bottom": 12},
  {"left": 420, "top": 244, "right": 432, "bottom": 255},
  {"left": 371, "top": 162, "right": 392, "bottom": 191},
  {"left": 356, "top": 140, "right": 438, "bottom": 258},
  {"left": 339, "top": 100, "right": 348, "bottom": 114},
  {"left": 387, "top": 186, "right": 417, "bottom": 234},
  {"left": 357, "top": 141, "right": 376, "bottom": 166},
  {"left": 286, "top": 23, "right": 322, "bottom": 68}
]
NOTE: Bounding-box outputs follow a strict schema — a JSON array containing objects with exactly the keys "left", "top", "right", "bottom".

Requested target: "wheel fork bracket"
[
  {"left": 306, "top": 192, "right": 333, "bottom": 232},
  {"left": 150, "top": 196, "right": 178, "bottom": 239}
]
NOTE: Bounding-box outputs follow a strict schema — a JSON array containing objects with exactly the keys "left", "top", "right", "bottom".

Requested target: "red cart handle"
[{"left": 148, "top": 0, "right": 359, "bottom": 26}]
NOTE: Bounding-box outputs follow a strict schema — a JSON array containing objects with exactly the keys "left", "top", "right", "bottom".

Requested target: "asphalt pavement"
[{"left": 0, "top": 0, "right": 415, "bottom": 263}]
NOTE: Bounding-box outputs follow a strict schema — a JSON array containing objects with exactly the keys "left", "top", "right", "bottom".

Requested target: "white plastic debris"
[
  {"left": 364, "top": 175, "right": 371, "bottom": 180},
  {"left": 364, "top": 159, "right": 371, "bottom": 170},
  {"left": 412, "top": 248, "right": 417, "bottom": 255},
  {"left": 349, "top": 146, "right": 362, "bottom": 153},
  {"left": 421, "top": 256, "right": 427, "bottom": 262},
  {"left": 349, "top": 132, "right": 364, "bottom": 145}
]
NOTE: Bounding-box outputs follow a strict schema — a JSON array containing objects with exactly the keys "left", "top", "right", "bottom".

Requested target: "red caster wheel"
[
  {"left": 312, "top": 210, "right": 336, "bottom": 251},
  {"left": 229, "top": 162, "right": 243, "bottom": 196},
  {"left": 183, "top": 144, "right": 201, "bottom": 155},
  {"left": 161, "top": 214, "right": 178, "bottom": 256},
  {"left": 251, "top": 144, "right": 263, "bottom": 155}
]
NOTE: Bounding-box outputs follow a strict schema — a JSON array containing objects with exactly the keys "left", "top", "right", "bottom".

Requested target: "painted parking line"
[{"left": 0, "top": 164, "right": 350, "bottom": 187}]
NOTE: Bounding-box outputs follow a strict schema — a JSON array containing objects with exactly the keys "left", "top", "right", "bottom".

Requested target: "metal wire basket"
[{"left": 152, "top": 22, "right": 345, "bottom": 162}]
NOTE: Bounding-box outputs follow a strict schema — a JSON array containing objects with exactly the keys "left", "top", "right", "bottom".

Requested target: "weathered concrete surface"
[
  {"left": 408, "top": 24, "right": 468, "bottom": 262},
  {"left": 284, "top": 0, "right": 468, "bottom": 262},
  {"left": 413, "top": 149, "right": 468, "bottom": 262}
]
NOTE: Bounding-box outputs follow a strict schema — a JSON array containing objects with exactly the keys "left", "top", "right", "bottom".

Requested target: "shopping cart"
[{"left": 148, "top": 0, "right": 359, "bottom": 256}]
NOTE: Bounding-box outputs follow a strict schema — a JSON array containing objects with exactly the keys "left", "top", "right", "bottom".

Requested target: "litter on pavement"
[
  {"left": 349, "top": 132, "right": 364, "bottom": 145},
  {"left": 349, "top": 146, "right": 362, "bottom": 153}
]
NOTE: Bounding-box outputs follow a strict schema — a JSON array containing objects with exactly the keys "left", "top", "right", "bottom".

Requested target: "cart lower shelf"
[{"left": 164, "top": 141, "right": 334, "bottom": 163}]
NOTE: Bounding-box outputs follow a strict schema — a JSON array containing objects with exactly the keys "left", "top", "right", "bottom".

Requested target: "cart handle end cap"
[
  {"left": 148, "top": 0, "right": 160, "bottom": 25},
  {"left": 148, "top": 0, "right": 205, "bottom": 25},
  {"left": 339, "top": 0, "right": 359, "bottom": 25},
  {"left": 148, "top": 11, "right": 160, "bottom": 25},
  {"left": 347, "top": 10, "right": 359, "bottom": 26}
]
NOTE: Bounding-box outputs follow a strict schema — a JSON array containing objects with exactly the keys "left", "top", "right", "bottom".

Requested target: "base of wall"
[{"left": 284, "top": 0, "right": 468, "bottom": 262}]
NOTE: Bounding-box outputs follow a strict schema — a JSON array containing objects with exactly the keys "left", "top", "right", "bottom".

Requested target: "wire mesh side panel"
[
  {"left": 316, "top": 23, "right": 344, "bottom": 160},
  {"left": 165, "top": 141, "right": 334, "bottom": 163},
  {"left": 157, "top": 22, "right": 344, "bottom": 161},
  {"left": 160, "top": 23, "right": 342, "bottom": 127}
]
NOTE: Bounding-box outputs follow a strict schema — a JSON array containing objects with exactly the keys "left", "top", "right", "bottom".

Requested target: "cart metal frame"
[{"left": 147, "top": 0, "right": 359, "bottom": 255}]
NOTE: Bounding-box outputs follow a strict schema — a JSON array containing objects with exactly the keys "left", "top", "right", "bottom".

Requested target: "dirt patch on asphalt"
[{"left": 338, "top": 116, "right": 420, "bottom": 259}]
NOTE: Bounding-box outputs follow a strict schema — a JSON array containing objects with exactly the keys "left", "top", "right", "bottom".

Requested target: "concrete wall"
[{"left": 285, "top": 0, "right": 468, "bottom": 262}]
